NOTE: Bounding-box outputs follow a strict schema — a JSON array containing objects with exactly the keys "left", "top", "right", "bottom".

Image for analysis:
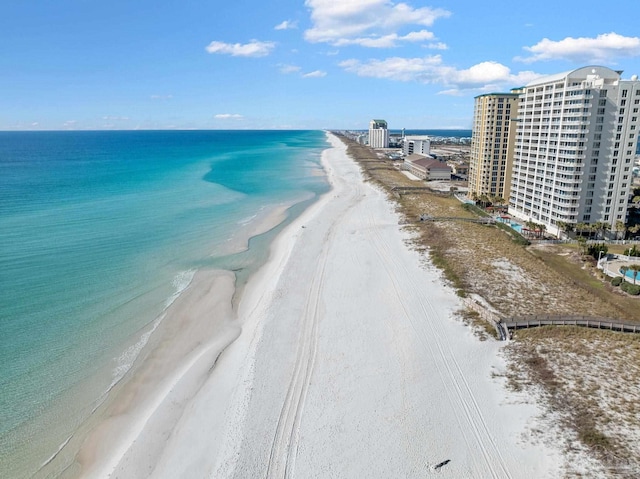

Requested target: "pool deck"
[{"left": 600, "top": 255, "right": 640, "bottom": 282}]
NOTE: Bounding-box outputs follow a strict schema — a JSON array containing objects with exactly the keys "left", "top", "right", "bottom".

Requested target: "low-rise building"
[{"left": 404, "top": 154, "right": 452, "bottom": 180}]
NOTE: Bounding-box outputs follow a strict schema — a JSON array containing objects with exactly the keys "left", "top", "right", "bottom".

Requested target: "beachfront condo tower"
[
  {"left": 369, "top": 119, "right": 389, "bottom": 148},
  {"left": 508, "top": 66, "right": 640, "bottom": 237},
  {"left": 470, "top": 93, "right": 519, "bottom": 202}
]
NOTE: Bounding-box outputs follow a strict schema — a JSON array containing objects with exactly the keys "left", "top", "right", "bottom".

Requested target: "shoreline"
[
  {"left": 64, "top": 137, "right": 332, "bottom": 478},
  {"left": 77, "top": 132, "right": 561, "bottom": 477}
]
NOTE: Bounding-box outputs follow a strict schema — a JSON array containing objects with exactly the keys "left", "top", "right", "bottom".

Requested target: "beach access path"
[{"left": 96, "top": 133, "right": 563, "bottom": 478}]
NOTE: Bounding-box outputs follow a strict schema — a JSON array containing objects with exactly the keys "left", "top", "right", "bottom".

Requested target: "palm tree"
[
  {"left": 576, "top": 222, "right": 587, "bottom": 238},
  {"left": 601, "top": 222, "right": 611, "bottom": 240},
  {"left": 615, "top": 220, "right": 627, "bottom": 240},
  {"left": 525, "top": 220, "right": 537, "bottom": 237},
  {"left": 577, "top": 236, "right": 588, "bottom": 255},
  {"left": 556, "top": 221, "right": 575, "bottom": 239},
  {"left": 593, "top": 221, "right": 605, "bottom": 239},
  {"left": 537, "top": 223, "right": 547, "bottom": 239},
  {"left": 630, "top": 264, "right": 640, "bottom": 285},
  {"left": 621, "top": 265, "right": 629, "bottom": 283}
]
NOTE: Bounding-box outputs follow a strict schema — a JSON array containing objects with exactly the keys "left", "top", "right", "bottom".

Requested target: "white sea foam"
[
  {"left": 39, "top": 435, "right": 73, "bottom": 469},
  {"left": 110, "top": 269, "right": 196, "bottom": 390},
  {"left": 166, "top": 269, "right": 196, "bottom": 308},
  {"left": 238, "top": 213, "right": 258, "bottom": 226}
]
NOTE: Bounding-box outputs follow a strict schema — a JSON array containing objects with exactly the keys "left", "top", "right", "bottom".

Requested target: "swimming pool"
[
  {"left": 496, "top": 217, "right": 523, "bottom": 233},
  {"left": 620, "top": 267, "right": 640, "bottom": 280}
]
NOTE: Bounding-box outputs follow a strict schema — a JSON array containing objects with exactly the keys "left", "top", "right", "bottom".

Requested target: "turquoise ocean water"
[{"left": 0, "top": 130, "right": 329, "bottom": 477}]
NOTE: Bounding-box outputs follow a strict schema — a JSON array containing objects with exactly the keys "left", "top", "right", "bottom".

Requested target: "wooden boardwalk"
[
  {"left": 499, "top": 315, "right": 640, "bottom": 340},
  {"left": 419, "top": 214, "right": 495, "bottom": 225}
]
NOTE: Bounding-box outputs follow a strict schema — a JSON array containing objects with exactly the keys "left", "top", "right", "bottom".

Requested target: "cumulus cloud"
[
  {"left": 275, "top": 20, "right": 297, "bottom": 30},
  {"left": 517, "top": 32, "right": 640, "bottom": 63},
  {"left": 302, "top": 70, "right": 327, "bottom": 78},
  {"left": 205, "top": 40, "right": 275, "bottom": 57},
  {"left": 304, "top": 0, "right": 450, "bottom": 47},
  {"left": 339, "top": 55, "right": 541, "bottom": 94},
  {"left": 214, "top": 113, "right": 244, "bottom": 119}
]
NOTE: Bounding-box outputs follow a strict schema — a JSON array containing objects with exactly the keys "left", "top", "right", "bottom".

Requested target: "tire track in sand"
[
  {"left": 362, "top": 198, "right": 511, "bottom": 478},
  {"left": 265, "top": 172, "right": 365, "bottom": 479}
]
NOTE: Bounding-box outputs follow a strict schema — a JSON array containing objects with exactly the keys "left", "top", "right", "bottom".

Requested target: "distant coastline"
[{"left": 389, "top": 129, "right": 472, "bottom": 138}]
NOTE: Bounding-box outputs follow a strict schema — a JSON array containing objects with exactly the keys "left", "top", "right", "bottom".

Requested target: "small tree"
[
  {"left": 624, "top": 245, "right": 640, "bottom": 257},
  {"left": 537, "top": 223, "right": 547, "bottom": 239},
  {"left": 630, "top": 264, "right": 640, "bottom": 285},
  {"left": 576, "top": 222, "right": 587, "bottom": 238},
  {"left": 615, "top": 220, "right": 627, "bottom": 240},
  {"left": 578, "top": 236, "right": 588, "bottom": 255},
  {"left": 621, "top": 265, "right": 629, "bottom": 282},
  {"left": 587, "top": 243, "right": 608, "bottom": 261}
]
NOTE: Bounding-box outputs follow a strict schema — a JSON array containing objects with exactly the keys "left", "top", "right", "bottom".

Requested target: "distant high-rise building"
[
  {"left": 469, "top": 93, "right": 519, "bottom": 202},
  {"left": 509, "top": 66, "right": 640, "bottom": 236},
  {"left": 369, "top": 119, "right": 389, "bottom": 148}
]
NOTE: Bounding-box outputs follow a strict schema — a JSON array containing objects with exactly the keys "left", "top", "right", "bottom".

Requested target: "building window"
[{"left": 622, "top": 90, "right": 628, "bottom": 98}]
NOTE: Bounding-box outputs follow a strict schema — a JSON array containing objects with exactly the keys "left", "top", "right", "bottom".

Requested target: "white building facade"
[
  {"left": 508, "top": 66, "right": 640, "bottom": 236},
  {"left": 368, "top": 119, "right": 389, "bottom": 148},
  {"left": 402, "top": 135, "right": 431, "bottom": 156}
]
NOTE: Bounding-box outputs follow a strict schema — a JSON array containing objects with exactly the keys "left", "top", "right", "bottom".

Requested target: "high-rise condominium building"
[
  {"left": 369, "top": 119, "right": 389, "bottom": 148},
  {"left": 469, "top": 93, "right": 519, "bottom": 201},
  {"left": 508, "top": 66, "right": 640, "bottom": 236}
]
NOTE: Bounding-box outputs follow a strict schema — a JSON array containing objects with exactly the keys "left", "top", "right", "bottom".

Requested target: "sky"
[{"left": 2, "top": 0, "right": 640, "bottom": 131}]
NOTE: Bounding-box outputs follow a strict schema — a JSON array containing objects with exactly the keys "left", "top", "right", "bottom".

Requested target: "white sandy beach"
[{"left": 78, "top": 133, "right": 562, "bottom": 478}]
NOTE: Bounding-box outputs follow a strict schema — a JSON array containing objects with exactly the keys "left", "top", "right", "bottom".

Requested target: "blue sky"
[{"left": 2, "top": 0, "right": 640, "bottom": 130}]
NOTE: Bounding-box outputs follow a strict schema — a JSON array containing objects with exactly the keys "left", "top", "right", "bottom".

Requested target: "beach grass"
[{"left": 335, "top": 134, "right": 640, "bottom": 474}]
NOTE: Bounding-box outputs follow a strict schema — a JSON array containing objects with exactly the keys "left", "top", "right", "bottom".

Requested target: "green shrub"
[
  {"left": 611, "top": 276, "right": 623, "bottom": 287},
  {"left": 623, "top": 245, "right": 640, "bottom": 257},
  {"left": 620, "top": 282, "right": 640, "bottom": 295},
  {"left": 587, "top": 243, "right": 607, "bottom": 260}
]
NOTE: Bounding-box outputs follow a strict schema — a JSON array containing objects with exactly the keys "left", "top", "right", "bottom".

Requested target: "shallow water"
[{"left": 0, "top": 130, "right": 329, "bottom": 478}]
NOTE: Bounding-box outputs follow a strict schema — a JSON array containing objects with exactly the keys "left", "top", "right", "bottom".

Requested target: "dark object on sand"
[{"left": 433, "top": 459, "right": 451, "bottom": 470}]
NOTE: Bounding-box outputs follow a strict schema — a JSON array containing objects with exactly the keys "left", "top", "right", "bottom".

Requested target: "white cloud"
[
  {"left": 339, "top": 55, "right": 541, "bottom": 94},
  {"left": 150, "top": 94, "right": 173, "bottom": 100},
  {"left": 279, "top": 64, "right": 302, "bottom": 74},
  {"left": 102, "top": 116, "right": 130, "bottom": 121},
  {"left": 302, "top": 70, "right": 327, "bottom": 78},
  {"left": 426, "top": 42, "right": 447, "bottom": 50},
  {"left": 517, "top": 32, "right": 640, "bottom": 63},
  {"left": 304, "top": 0, "right": 450, "bottom": 47},
  {"left": 214, "top": 113, "right": 244, "bottom": 119},
  {"left": 205, "top": 40, "right": 275, "bottom": 57},
  {"left": 333, "top": 29, "right": 435, "bottom": 48},
  {"left": 275, "top": 20, "right": 297, "bottom": 30}
]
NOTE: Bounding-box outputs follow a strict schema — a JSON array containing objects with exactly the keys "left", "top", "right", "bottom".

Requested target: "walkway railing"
[{"left": 500, "top": 315, "right": 640, "bottom": 340}]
